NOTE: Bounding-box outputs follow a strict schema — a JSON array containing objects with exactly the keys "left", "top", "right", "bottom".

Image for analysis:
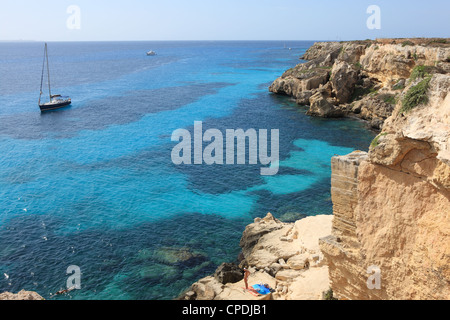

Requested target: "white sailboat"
[{"left": 38, "top": 43, "right": 71, "bottom": 112}]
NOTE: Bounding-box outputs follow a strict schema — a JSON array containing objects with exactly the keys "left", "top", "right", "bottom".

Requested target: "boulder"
[
  {"left": 214, "top": 263, "right": 243, "bottom": 284},
  {"left": 275, "top": 269, "right": 304, "bottom": 281},
  {"left": 330, "top": 60, "right": 359, "bottom": 104},
  {"left": 307, "top": 92, "right": 344, "bottom": 118},
  {"left": 239, "top": 213, "right": 284, "bottom": 259},
  {"left": 295, "top": 90, "right": 314, "bottom": 105},
  {"left": 287, "top": 253, "right": 310, "bottom": 270}
]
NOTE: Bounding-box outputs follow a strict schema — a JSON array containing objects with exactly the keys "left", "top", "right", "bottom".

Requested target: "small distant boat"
[
  {"left": 146, "top": 50, "right": 157, "bottom": 56},
  {"left": 38, "top": 43, "right": 71, "bottom": 112}
]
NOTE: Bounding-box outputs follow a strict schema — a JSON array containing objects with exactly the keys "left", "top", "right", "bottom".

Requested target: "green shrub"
[
  {"left": 392, "top": 82, "right": 405, "bottom": 90},
  {"left": 400, "top": 77, "right": 431, "bottom": 113},
  {"left": 402, "top": 40, "right": 415, "bottom": 47},
  {"left": 371, "top": 132, "right": 388, "bottom": 148},
  {"left": 409, "top": 65, "right": 433, "bottom": 81},
  {"left": 351, "top": 86, "right": 378, "bottom": 102},
  {"left": 430, "top": 39, "right": 447, "bottom": 44},
  {"left": 381, "top": 94, "right": 396, "bottom": 105},
  {"left": 323, "top": 289, "right": 338, "bottom": 300}
]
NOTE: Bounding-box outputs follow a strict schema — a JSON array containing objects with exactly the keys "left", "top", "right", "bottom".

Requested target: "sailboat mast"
[
  {"left": 45, "top": 43, "right": 52, "bottom": 101},
  {"left": 39, "top": 44, "right": 46, "bottom": 105}
]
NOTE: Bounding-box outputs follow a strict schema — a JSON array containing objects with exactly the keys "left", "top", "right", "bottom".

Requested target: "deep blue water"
[{"left": 0, "top": 41, "right": 376, "bottom": 300}]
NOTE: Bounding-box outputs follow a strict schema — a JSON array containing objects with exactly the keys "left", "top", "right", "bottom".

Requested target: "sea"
[{"left": 0, "top": 41, "right": 376, "bottom": 300}]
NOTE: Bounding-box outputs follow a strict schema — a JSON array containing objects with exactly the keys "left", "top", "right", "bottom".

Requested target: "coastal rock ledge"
[
  {"left": 179, "top": 213, "right": 333, "bottom": 300},
  {"left": 0, "top": 290, "right": 44, "bottom": 300}
]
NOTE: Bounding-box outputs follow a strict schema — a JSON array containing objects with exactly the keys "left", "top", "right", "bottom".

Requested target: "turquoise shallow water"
[{"left": 0, "top": 41, "right": 376, "bottom": 299}]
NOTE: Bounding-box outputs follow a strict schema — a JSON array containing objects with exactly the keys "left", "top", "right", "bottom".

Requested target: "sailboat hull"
[{"left": 39, "top": 100, "right": 72, "bottom": 112}]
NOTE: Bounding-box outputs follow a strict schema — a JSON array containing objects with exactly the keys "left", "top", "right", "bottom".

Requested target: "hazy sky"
[{"left": 1, "top": 0, "right": 449, "bottom": 41}]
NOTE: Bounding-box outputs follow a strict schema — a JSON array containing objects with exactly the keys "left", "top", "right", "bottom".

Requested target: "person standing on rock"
[{"left": 243, "top": 268, "right": 250, "bottom": 289}]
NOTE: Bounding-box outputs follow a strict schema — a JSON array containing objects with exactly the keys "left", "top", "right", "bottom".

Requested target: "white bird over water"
[{"left": 4, "top": 273, "right": 9, "bottom": 280}]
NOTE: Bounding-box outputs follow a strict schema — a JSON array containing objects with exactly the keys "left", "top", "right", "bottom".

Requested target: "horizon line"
[
  {"left": 1, "top": 37, "right": 447, "bottom": 43},
  {"left": 0, "top": 39, "right": 339, "bottom": 43}
]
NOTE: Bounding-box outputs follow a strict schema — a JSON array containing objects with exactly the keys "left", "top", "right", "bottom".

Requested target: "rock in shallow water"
[{"left": 153, "top": 246, "right": 208, "bottom": 267}]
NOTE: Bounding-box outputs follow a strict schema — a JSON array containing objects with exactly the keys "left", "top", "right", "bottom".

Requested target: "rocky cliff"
[
  {"left": 269, "top": 38, "right": 450, "bottom": 130},
  {"left": 320, "top": 68, "right": 450, "bottom": 300}
]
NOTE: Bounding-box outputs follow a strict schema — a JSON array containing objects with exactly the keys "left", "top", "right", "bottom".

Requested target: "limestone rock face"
[
  {"left": 361, "top": 43, "right": 450, "bottom": 86},
  {"left": 239, "top": 213, "right": 285, "bottom": 261},
  {"left": 320, "top": 73, "right": 450, "bottom": 300},
  {"left": 295, "top": 90, "right": 314, "bottom": 105},
  {"left": 268, "top": 65, "right": 330, "bottom": 101},
  {"left": 360, "top": 45, "right": 416, "bottom": 85},
  {"left": 382, "top": 73, "right": 450, "bottom": 166},
  {"left": 330, "top": 61, "right": 359, "bottom": 104},
  {"left": 338, "top": 43, "right": 367, "bottom": 64},
  {"left": 300, "top": 42, "right": 343, "bottom": 61},
  {"left": 269, "top": 42, "right": 340, "bottom": 105},
  {"left": 307, "top": 92, "right": 343, "bottom": 118},
  {"left": 349, "top": 96, "right": 395, "bottom": 129}
]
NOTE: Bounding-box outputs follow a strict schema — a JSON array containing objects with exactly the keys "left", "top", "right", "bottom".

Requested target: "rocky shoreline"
[
  {"left": 178, "top": 213, "right": 334, "bottom": 300},
  {"left": 269, "top": 38, "right": 450, "bottom": 130}
]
